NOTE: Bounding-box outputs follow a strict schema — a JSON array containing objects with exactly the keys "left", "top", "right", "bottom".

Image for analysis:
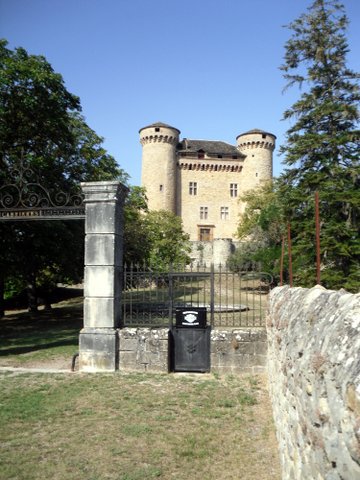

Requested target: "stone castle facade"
[{"left": 140, "top": 122, "right": 276, "bottom": 263}]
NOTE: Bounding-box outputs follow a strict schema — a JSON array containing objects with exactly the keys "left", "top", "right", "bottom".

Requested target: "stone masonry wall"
[
  {"left": 190, "top": 239, "right": 234, "bottom": 266},
  {"left": 118, "top": 327, "right": 267, "bottom": 374},
  {"left": 119, "top": 328, "right": 169, "bottom": 373},
  {"left": 267, "top": 285, "right": 360, "bottom": 480},
  {"left": 211, "top": 328, "right": 267, "bottom": 375}
]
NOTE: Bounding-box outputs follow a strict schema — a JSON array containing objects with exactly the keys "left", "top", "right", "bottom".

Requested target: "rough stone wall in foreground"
[{"left": 267, "top": 285, "right": 360, "bottom": 480}]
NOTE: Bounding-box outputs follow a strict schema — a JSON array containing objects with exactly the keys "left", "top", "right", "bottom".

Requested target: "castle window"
[
  {"left": 159, "top": 184, "right": 163, "bottom": 191},
  {"left": 218, "top": 155, "right": 223, "bottom": 159},
  {"left": 256, "top": 172, "right": 258, "bottom": 177},
  {"left": 199, "top": 228, "right": 212, "bottom": 241},
  {"left": 200, "top": 206, "right": 208, "bottom": 220},
  {"left": 189, "top": 182, "right": 197, "bottom": 195},
  {"left": 198, "top": 150, "right": 205, "bottom": 159},
  {"left": 262, "top": 133, "right": 266, "bottom": 139},
  {"left": 230, "top": 183, "right": 238, "bottom": 197},
  {"left": 232, "top": 155, "right": 238, "bottom": 159},
  {"left": 155, "top": 127, "right": 160, "bottom": 132},
  {"left": 220, "top": 206, "right": 229, "bottom": 220}
]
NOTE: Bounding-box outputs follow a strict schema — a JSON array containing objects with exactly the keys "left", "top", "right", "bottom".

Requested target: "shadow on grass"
[
  {"left": 4, "top": 287, "right": 84, "bottom": 310},
  {"left": 0, "top": 339, "right": 79, "bottom": 356},
  {"left": 0, "top": 302, "right": 83, "bottom": 357}
]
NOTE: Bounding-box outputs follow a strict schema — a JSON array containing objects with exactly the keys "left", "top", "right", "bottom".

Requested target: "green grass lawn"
[
  {"left": 0, "top": 297, "right": 280, "bottom": 479},
  {"left": 0, "top": 371, "right": 280, "bottom": 480},
  {"left": 0, "top": 298, "right": 82, "bottom": 368}
]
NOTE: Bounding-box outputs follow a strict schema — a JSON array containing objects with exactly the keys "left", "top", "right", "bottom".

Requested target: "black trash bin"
[{"left": 170, "top": 307, "right": 211, "bottom": 373}]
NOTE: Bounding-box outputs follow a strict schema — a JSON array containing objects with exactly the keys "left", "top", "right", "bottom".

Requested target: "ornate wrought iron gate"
[
  {"left": 0, "top": 156, "right": 85, "bottom": 221},
  {"left": 1, "top": 156, "right": 129, "bottom": 372}
]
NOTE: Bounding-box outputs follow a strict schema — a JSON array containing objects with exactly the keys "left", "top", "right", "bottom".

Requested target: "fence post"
[
  {"left": 280, "top": 235, "right": 285, "bottom": 286},
  {"left": 315, "top": 191, "right": 321, "bottom": 285},
  {"left": 168, "top": 264, "right": 174, "bottom": 327},
  {"left": 210, "top": 263, "right": 215, "bottom": 326},
  {"left": 287, "top": 223, "right": 293, "bottom": 288}
]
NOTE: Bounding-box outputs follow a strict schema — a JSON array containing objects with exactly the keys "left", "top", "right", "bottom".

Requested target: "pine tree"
[{"left": 279, "top": 0, "right": 360, "bottom": 291}]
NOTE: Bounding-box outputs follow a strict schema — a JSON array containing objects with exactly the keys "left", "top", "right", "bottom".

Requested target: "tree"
[
  {"left": 236, "top": 181, "right": 284, "bottom": 243},
  {"left": 123, "top": 186, "right": 151, "bottom": 266},
  {"left": 279, "top": 0, "right": 360, "bottom": 291},
  {"left": 122, "top": 187, "right": 192, "bottom": 271},
  {"left": 0, "top": 39, "right": 78, "bottom": 167},
  {"left": 229, "top": 181, "right": 286, "bottom": 280},
  {"left": 144, "top": 210, "right": 191, "bottom": 270},
  {"left": 0, "top": 40, "right": 127, "bottom": 311}
]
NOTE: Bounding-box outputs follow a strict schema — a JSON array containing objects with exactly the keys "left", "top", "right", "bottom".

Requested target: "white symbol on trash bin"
[{"left": 184, "top": 312, "right": 197, "bottom": 323}]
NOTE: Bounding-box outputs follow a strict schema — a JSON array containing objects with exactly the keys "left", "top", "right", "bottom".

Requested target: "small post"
[
  {"left": 287, "top": 223, "right": 293, "bottom": 288},
  {"left": 169, "top": 264, "right": 174, "bottom": 327},
  {"left": 210, "top": 263, "right": 215, "bottom": 326},
  {"left": 280, "top": 235, "right": 285, "bottom": 286},
  {"left": 315, "top": 191, "right": 321, "bottom": 285}
]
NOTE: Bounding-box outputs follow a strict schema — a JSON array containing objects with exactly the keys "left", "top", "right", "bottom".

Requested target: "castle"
[{"left": 140, "top": 122, "right": 276, "bottom": 264}]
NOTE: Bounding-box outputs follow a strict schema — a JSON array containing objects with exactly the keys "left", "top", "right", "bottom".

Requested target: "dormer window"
[{"left": 155, "top": 127, "right": 160, "bottom": 132}]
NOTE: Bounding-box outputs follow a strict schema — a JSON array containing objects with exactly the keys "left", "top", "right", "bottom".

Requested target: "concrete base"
[{"left": 79, "top": 327, "right": 119, "bottom": 372}]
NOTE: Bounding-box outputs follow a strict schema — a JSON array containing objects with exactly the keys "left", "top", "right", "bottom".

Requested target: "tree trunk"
[
  {"left": 43, "top": 290, "right": 52, "bottom": 311},
  {"left": 0, "top": 274, "right": 4, "bottom": 318},
  {"left": 27, "top": 273, "right": 38, "bottom": 313}
]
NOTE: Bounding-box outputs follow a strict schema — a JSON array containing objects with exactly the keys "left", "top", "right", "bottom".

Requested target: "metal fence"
[{"left": 122, "top": 263, "right": 272, "bottom": 328}]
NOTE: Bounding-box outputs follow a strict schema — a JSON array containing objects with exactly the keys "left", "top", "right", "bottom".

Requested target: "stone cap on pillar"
[{"left": 81, "top": 181, "right": 129, "bottom": 204}]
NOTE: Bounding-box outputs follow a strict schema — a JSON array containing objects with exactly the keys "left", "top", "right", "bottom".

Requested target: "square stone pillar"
[{"left": 79, "top": 181, "right": 128, "bottom": 372}]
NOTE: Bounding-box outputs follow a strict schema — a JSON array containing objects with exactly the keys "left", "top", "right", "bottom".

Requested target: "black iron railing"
[{"left": 121, "top": 263, "right": 272, "bottom": 328}]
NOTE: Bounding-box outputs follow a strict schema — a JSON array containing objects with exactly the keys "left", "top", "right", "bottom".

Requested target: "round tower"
[
  {"left": 236, "top": 129, "right": 276, "bottom": 192},
  {"left": 140, "top": 122, "right": 180, "bottom": 213}
]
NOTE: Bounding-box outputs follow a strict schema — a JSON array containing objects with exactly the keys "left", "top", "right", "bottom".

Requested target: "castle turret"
[
  {"left": 236, "top": 129, "right": 276, "bottom": 192},
  {"left": 140, "top": 122, "right": 180, "bottom": 213}
]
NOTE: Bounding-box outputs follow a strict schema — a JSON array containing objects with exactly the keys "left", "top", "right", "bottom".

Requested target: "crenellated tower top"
[
  {"left": 139, "top": 122, "right": 180, "bottom": 146},
  {"left": 236, "top": 129, "right": 276, "bottom": 152}
]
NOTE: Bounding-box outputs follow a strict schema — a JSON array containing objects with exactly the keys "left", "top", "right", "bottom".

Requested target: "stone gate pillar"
[{"left": 79, "top": 181, "right": 128, "bottom": 372}]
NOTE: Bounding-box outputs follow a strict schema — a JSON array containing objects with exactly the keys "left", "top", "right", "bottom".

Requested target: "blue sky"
[{"left": 1, "top": 0, "right": 359, "bottom": 185}]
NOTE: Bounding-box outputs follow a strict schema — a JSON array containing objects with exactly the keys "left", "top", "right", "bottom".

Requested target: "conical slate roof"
[
  {"left": 236, "top": 129, "right": 276, "bottom": 140},
  {"left": 139, "top": 122, "right": 181, "bottom": 134}
]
